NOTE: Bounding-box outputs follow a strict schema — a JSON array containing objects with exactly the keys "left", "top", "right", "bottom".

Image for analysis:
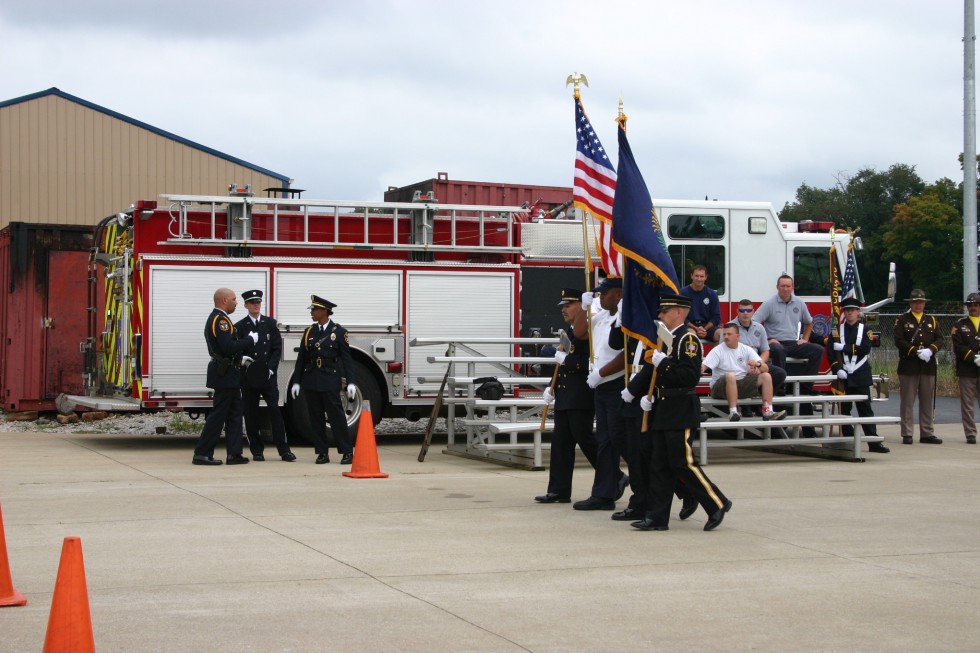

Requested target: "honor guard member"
[
  {"left": 950, "top": 292, "right": 980, "bottom": 444},
  {"left": 827, "top": 297, "right": 889, "bottom": 453},
  {"left": 894, "top": 289, "right": 944, "bottom": 445},
  {"left": 628, "top": 292, "right": 732, "bottom": 531},
  {"left": 192, "top": 287, "right": 258, "bottom": 465},
  {"left": 235, "top": 290, "right": 296, "bottom": 462},
  {"left": 290, "top": 295, "right": 358, "bottom": 465},
  {"left": 534, "top": 288, "right": 599, "bottom": 505}
]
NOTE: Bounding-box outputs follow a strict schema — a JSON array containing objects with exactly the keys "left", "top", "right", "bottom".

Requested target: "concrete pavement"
[{"left": 1, "top": 423, "right": 979, "bottom": 652}]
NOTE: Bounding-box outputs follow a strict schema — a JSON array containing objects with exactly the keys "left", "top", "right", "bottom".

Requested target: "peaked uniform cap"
[
  {"left": 242, "top": 289, "right": 263, "bottom": 303},
  {"left": 308, "top": 294, "right": 337, "bottom": 310},
  {"left": 557, "top": 288, "right": 584, "bottom": 305},
  {"left": 658, "top": 293, "right": 692, "bottom": 311}
]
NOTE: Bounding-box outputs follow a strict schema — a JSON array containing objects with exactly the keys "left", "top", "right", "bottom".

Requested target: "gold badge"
[{"left": 330, "top": 332, "right": 336, "bottom": 341}]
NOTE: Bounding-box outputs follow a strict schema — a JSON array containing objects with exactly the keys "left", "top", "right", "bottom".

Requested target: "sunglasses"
[{"left": 738, "top": 308, "right": 754, "bottom": 313}]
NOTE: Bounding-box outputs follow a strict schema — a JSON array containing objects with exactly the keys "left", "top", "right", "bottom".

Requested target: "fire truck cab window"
[
  {"left": 792, "top": 247, "right": 831, "bottom": 296},
  {"left": 668, "top": 245, "right": 726, "bottom": 295},
  {"left": 667, "top": 214, "right": 725, "bottom": 240}
]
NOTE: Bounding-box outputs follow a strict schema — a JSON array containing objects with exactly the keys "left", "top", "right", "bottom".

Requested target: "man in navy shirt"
[{"left": 680, "top": 265, "right": 721, "bottom": 343}]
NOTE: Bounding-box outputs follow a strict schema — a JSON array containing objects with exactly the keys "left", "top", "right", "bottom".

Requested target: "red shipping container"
[
  {"left": 384, "top": 172, "right": 572, "bottom": 213},
  {"left": 0, "top": 223, "right": 103, "bottom": 412}
]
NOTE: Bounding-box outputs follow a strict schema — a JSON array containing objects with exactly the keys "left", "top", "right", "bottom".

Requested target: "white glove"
[
  {"left": 615, "top": 300, "right": 623, "bottom": 326},
  {"left": 240, "top": 355, "right": 254, "bottom": 366},
  {"left": 268, "top": 369, "right": 274, "bottom": 379},
  {"left": 346, "top": 383, "right": 357, "bottom": 400},
  {"left": 651, "top": 350, "right": 667, "bottom": 366},
  {"left": 837, "top": 369, "right": 848, "bottom": 379},
  {"left": 542, "top": 387, "right": 555, "bottom": 405},
  {"left": 581, "top": 291, "right": 594, "bottom": 308},
  {"left": 248, "top": 331, "right": 259, "bottom": 344},
  {"left": 620, "top": 388, "right": 634, "bottom": 403},
  {"left": 974, "top": 354, "right": 980, "bottom": 367},
  {"left": 917, "top": 348, "right": 933, "bottom": 362},
  {"left": 833, "top": 342, "right": 845, "bottom": 351},
  {"left": 554, "top": 350, "right": 568, "bottom": 365},
  {"left": 640, "top": 395, "right": 654, "bottom": 412},
  {"left": 586, "top": 369, "right": 604, "bottom": 388},
  {"left": 290, "top": 383, "right": 300, "bottom": 399}
]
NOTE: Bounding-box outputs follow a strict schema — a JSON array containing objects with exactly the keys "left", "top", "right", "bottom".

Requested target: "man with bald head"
[{"left": 192, "top": 288, "right": 259, "bottom": 465}]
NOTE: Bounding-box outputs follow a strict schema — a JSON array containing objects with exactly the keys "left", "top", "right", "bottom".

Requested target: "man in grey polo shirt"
[{"left": 753, "top": 276, "right": 825, "bottom": 434}]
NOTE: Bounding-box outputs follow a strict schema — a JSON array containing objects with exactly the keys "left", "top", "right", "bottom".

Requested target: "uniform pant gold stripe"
[{"left": 682, "top": 428, "right": 724, "bottom": 509}]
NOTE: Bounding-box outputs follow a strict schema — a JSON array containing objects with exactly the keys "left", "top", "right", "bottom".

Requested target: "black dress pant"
[
  {"left": 630, "top": 419, "right": 695, "bottom": 515},
  {"left": 593, "top": 385, "right": 627, "bottom": 500},
  {"left": 841, "top": 387, "right": 877, "bottom": 437},
  {"left": 305, "top": 389, "right": 353, "bottom": 455},
  {"left": 242, "top": 383, "right": 290, "bottom": 456},
  {"left": 648, "top": 428, "right": 728, "bottom": 526},
  {"left": 546, "top": 408, "right": 597, "bottom": 498},
  {"left": 195, "top": 387, "right": 244, "bottom": 458}
]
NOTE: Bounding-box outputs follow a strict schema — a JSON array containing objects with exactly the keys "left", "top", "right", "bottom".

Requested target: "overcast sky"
[{"left": 0, "top": 0, "right": 974, "bottom": 211}]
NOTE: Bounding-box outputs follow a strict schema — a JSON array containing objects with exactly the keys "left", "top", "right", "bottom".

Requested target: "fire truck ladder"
[{"left": 159, "top": 195, "right": 526, "bottom": 254}]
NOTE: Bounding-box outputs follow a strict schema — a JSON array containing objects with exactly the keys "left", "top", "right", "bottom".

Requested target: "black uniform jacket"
[
  {"left": 291, "top": 320, "right": 356, "bottom": 392},
  {"left": 894, "top": 311, "right": 943, "bottom": 376},
  {"left": 627, "top": 324, "right": 702, "bottom": 430},
  {"left": 235, "top": 314, "right": 283, "bottom": 386},
  {"left": 951, "top": 316, "right": 980, "bottom": 378},
  {"left": 204, "top": 308, "right": 253, "bottom": 389},
  {"left": 828, "top": 321, "right": 874, "bottom": 389},
  {"left": 554, "top": 325, "right": 592, "bottom": 411}
]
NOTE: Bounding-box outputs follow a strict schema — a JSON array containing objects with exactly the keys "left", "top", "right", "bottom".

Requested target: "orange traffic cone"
[
  {"left": 0, "top": 500, "right": 27, "bottom": 607},
  {"left": 43, "top": 537, "right": 94, "bottom": 653},
  {"left": 343, "top": 400, "right": 389, "bottom": 479}
]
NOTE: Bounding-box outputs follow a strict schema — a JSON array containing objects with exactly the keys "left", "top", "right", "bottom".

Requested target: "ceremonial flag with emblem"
[
  {"left": 841, "top": 244, "right": 857, "bottom": 300},
  {"left": 830, "top": 239, "right": 858, "bottom": 327},
  {"left": 573, "top": 96, "right": 621, "bottom": 277},
  {"left": 611, "top": 118, "right": 679, "bottom": 350}
]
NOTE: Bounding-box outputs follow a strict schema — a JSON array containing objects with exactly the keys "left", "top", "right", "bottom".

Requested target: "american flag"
[
  {"left": 841, "top": 244, "right": 857, "bottom": 300},
  {"left": 574, "top": 97, "right": 621, "bottom": 277}
]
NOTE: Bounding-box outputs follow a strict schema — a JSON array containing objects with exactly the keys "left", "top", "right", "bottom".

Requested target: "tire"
[{"left": 284, "top": 361, "right": 384, "bottom": 446}]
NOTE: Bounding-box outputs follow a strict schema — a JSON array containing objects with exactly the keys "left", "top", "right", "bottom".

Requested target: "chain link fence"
[{"left": 866, "top": 311, "right": 965, "bottom": 394}]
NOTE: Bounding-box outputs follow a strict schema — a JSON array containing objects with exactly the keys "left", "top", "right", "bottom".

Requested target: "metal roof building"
[{"left": 0, "top": 87, "right": 292, "bottom": 230}]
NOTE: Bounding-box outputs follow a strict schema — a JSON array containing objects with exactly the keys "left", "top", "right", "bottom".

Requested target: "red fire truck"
[{"left": 64, "top": 187, "right": 890, "bottom": 436}]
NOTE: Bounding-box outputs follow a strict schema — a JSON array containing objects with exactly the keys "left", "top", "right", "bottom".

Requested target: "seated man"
[
  {"left": 680, "top": 265, "right": 722, "bottom": 343},
  {"left": 702, "top": 323, "right": 787, "bottom": 422}
]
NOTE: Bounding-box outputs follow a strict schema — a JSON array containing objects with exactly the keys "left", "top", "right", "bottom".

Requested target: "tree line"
[{"left": 777, "top": 160, "right": 977, "bottom": 309}]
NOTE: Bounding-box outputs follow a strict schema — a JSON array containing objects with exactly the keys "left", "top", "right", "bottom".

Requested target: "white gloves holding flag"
[
  {"left": 620, "top": 388, "right": 634, "bottom": 403},
  {"left": 615, "top": 299, "right": 623, "bottom": 327},
  {"left": 240, "top": 355, "right": 254, "bottom": 366},
  {"left": 833, "top": 342, "right": 845, "bottom": 351},
  {"left": 650, "top": 350, "right": 667, "bottom": 367},
  {"left": 640, "top": 395, "right": 654, "bottom": 412},
  {"left": 290, "top": 383, "right": 300, "bottom": 399},
  {"left": 542, "top": 387, "right": 555, "bottom": 406},
  {"left": 586, "top": 369, "right": 604, "bottom": 389},
  {"left": 346, "top": 383, "right": 357, "bottom": 400},
  {"left": 837, "top": 369, "right": 848, "bottom": 380},
  {"left": 581, "top": 291, "right": 594, "bottom": 308},
  {"left": 917, "top": 348, "right": 933, "bottom": 362},
  {"left": 248, "top": 331, "right": 259, "bottom": 344},
  {"left": 554, "top": 350, "right": 568, "bottom": 365}
]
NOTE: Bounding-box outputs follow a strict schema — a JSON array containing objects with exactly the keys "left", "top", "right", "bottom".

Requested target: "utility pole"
[{"left": 965, "top": 0, "right": 978, "bottom": 296}]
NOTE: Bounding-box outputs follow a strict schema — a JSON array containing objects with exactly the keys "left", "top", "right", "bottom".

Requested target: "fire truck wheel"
[{"left": 284, "top": 362, "right": 383, "bottom": 446}]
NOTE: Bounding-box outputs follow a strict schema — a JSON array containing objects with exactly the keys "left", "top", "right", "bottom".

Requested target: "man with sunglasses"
[
  {"left": 734, "top": 299, "right": 787, "bottom": 392},
  {"left": 950, "top": 292, "right": 980, "bottom": 444}
]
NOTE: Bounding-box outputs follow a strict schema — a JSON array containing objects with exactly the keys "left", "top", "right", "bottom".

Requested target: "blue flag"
[{"left": 611, "top": 119, "right": 679, "bottom": 349}]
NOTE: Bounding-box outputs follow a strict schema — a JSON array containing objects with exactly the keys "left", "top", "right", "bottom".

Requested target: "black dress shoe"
[
  {"left": 678, "top": 497, "right": 698, "bottom": 520},
  {"left": 902, "top": 436, "right": 913, "bottom": 444},
  {"left": 616, "top": 474, "right": 629, "bottom": 500},
  {"left": 611, "top": 507, "right": 642, "bottom": 521},
  {"left": 252, "top": 453, "right": 265, "bottom": 461},
  {"left": 226, "top": 455, "right": 249, "bottom": 465},
  {"left": 920, "top": 435, "right": 943, "bottom": 444},
  {"left": 630, "top": 518, "right": 668, "bottom": 531},
  {"left": 280, "top": 452, "right": 297, "bottom": 462},
  {"left": 534, "top": 493, "right": 571, "bottom": 504},
  {"left": 192, "top": 454, "right": 222, "bottom": 466},
  {"left": 340, "top": 453, "right": 354, "bottom": 465},
  {"left": 573, "top": 496, "right": 615, "bottom": 511},
  {"left": 868, "top": 442, "right": 890, "bottom": 453},
  {"left": 316, "top": 453, "right": 330, "bottom": 464},
  {"left": 704, "top": 499, "right": 733, "bottom": 531},
  {"left": 968, "top": 436, "right": 977, "bottom": 444}
]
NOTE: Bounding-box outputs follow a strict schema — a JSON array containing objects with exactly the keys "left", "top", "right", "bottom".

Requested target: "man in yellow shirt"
[{"left": 950, "top": 292, "right": 980, "bottom": 444}]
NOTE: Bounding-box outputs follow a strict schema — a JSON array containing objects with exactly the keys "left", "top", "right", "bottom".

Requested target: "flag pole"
[{"left": 568, "top": 72, "right": 596, "bottom": 363}]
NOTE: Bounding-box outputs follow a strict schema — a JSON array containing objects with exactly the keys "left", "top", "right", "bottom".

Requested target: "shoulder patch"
[{"left": 218, "top": 320, "right": 230, "bottom": 332}]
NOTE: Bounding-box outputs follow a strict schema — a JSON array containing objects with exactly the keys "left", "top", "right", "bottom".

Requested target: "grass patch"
[{"left": 871, "top": 362, "right": 959, "bottom": 397}]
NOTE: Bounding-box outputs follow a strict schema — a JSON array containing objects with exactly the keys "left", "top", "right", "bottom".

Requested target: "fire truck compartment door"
[
  {"left": 149, "top": 266, "right": 269, "bottom": 394},
  {"left": 274, "top": 269, "right": 402, "bottom": 330}
]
